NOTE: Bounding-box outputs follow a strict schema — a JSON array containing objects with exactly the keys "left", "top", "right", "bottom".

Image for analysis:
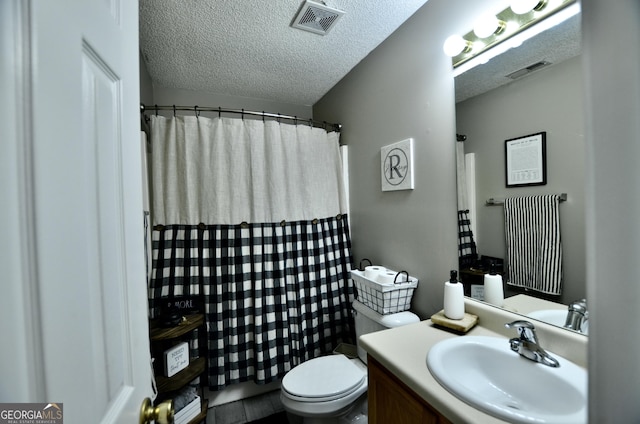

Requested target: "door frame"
[{"left": 0, "top": 0, "right": 46, "bottom": 402}]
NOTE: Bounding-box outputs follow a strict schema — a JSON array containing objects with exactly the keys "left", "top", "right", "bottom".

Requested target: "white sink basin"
[
  {"left": 527, "top": 309, "right": 589, "bottom": 334},
  {"left": 427, "top": 336, "right": 587, "bottom": 423}
]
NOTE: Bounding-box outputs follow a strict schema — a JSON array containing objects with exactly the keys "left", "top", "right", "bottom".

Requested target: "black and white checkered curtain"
[
  {"left": 149, "top": 215, "right": 354, "bottom": 390},
  {"left": 147, "top": 115, "right": 353, "bottom": 390},
  {"left": 458, "top": 209, "right": 478, "bottom": 268}
]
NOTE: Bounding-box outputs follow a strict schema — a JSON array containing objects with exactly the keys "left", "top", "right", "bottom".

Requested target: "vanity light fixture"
[{"left": 445, "top": 0, "right": 579, "bottom": 77}]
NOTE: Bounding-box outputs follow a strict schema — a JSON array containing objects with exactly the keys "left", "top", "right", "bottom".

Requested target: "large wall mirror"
[{"left": 454, "top": 12, "right": 587, "bottom": 335}]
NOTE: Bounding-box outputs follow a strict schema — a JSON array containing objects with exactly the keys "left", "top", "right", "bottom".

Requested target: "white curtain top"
[{"left": 150, "top": 115, "right": 347, "bottom": 225}]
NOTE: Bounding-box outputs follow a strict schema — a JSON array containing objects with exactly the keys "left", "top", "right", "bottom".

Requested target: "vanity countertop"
[
  {"left": 360, "top": 320, "right": 509, "bottom": 424},
  {"left": 502, "top": 294, "right": 567, "bottom": 315},
  {"left": 359, "top": 298, "right": 588, "bottom": 424}
]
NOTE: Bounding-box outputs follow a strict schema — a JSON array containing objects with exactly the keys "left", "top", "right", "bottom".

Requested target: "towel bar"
[{"left": 485, "top": 193, "right": 567, "bottom": 206}]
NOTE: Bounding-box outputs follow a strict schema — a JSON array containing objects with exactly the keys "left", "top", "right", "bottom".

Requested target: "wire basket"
[{"left": 351, "top": 268, "right": 418, "bottom": 314}]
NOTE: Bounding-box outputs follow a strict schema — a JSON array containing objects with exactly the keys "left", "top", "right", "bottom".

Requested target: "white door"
[{"left": 1, "top": 0, "right": 153, "bottom": 422}]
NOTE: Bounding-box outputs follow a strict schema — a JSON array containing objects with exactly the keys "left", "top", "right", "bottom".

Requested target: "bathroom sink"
[
  {"left": 527, "top": 309, "right": 589, "bottom": 334},
  {"left": 427, "top": 336, "right": 587, "bottom": 424}
]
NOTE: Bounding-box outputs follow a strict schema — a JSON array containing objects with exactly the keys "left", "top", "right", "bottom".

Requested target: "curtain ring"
[
  {"left": 241, "top": 109, "right": 245, "bottom": 120},
  {"left": 312, "top": 218, "right": 319, "bottom": 225},
  {"left": 172, "top": 105, "right": 176, "bottom": 117},
  {"left": 294, "top": 116, "right": 298, "bottom": 125},
  {"left": 154, "top": 104, "right": 158, "bottom": 116},
  {"left": 194, "top": 105, "right": 200, "bottom": 118},
  {"left": 323, "top": 121, "right": 327, "bottom": 131},
  {"left": 280, "top": 220, "right": 286, "bottom": 227},
  {"left": 308, "top": 118, "right": 313, "bottom": 128},
  {"left": 262, "top": 112, "right": 265, "bottom": 122},
  {"left": 218, "top": 107, "right": 221, "bottom": 118},
  {"left": 277, "top": 113, "right": 281, "bottom": 124}
]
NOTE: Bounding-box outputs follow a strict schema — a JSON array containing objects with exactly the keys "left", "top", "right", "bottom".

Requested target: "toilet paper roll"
[
  {"left": 364, "top": 266, "right": 386, "bottom": 280},
  {"left": 376, "top": 270, "right": 398, "bottom": 284}
]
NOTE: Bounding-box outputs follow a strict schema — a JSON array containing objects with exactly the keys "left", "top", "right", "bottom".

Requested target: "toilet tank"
[{"left": 352, "top": 299, "right": 419, "bottom": 363}]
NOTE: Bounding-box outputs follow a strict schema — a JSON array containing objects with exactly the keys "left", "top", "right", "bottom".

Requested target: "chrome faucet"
[
  {"left": 505, "top": 320, "right": 560, "bottom": 368},
  {"left": 564, "top": 299, "right": 588, "bottom": 333}
]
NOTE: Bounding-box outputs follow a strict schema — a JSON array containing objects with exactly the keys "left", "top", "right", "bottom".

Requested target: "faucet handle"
[
  {"left": 568, "top": 299, "right": 588, "bottom": 316},
  {"left": 505, "top": 320, "right": 535, "bottom": 329},
  {"left": 505, "top": 320, "right": 539, "bottom": 343}
]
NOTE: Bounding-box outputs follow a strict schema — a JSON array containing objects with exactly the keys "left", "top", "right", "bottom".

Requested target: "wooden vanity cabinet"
[{"left": 367, "top": 356, "right": 453, "bottom": 424}]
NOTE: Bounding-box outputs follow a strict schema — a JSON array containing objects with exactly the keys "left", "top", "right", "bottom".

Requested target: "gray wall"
[
  {"left": 314, "top": 0, "right": 464, "bottom": 319},
  {"left": 456, "top": 56, "right": 586, "bottom": 304},
  {"left": 583, "top": 0, "right": 640, "bottom": 420}
]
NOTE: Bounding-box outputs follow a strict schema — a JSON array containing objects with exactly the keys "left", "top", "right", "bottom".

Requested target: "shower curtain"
[
  {"left": 456, "top": 141, "right": 478, "bottom": 268},
  {"left": 147, "top": 115, "right": 354, "bottom": 390}
]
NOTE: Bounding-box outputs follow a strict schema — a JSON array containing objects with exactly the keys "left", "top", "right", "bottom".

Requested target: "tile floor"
[{"left": 206, "top": 389, "right": 286, "bottom": 424}]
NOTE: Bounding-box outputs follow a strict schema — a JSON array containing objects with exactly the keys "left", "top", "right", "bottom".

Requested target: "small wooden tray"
[{"left": 430, "top": 310, "right": 479, "bottom": 333}]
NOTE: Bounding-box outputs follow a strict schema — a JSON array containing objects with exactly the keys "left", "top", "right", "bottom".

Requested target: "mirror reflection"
[{"left": 453, "top": 13, "right": 586, "bottom": 335}]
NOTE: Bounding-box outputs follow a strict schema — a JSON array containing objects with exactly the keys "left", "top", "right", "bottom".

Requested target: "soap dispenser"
[
  {"left": 444, "top": 270, "right": 465, "bottom": 320},
  {"left": 484, "top": 262, "right": 504, "bottom": 307}
]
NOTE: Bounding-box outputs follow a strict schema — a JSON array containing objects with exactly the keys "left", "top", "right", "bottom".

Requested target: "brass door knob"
[{"left": 139, "top": 397, "right": 174, "bottom": 424}]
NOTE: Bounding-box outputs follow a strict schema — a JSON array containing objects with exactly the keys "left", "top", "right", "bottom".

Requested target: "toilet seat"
[{"left": 281, "top": 355, "right": 366, "bottom": 403}]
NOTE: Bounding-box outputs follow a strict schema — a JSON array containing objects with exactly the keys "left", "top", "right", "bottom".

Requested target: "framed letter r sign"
[{"left": 381, "top": 138, "right": 414, "bottom": 191}]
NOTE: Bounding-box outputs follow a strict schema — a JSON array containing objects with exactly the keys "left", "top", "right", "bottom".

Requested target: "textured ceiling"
[
  {"left": 139, "top": 0, "right": 429, "bottom": 106},
  {"left": 139, "top": 1, "right": 581, "bottom": 107}
]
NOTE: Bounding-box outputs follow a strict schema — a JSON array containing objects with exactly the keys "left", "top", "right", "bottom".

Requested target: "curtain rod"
[
  {"left": 486, "top": 193, "right": 567, "bottom": 206},
  {"left": 140, "top": 104, "right": 341, "bottom": 132}
]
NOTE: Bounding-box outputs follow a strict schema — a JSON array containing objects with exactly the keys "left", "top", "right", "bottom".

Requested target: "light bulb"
[
  {"left": 510, "top": 0, "right": 547, "bottom": 14},
  {"left": 443, "top": 35, "right": 468, "bottom": 57},
  {"left": 473, "top": 14, "right": 503, "bottom": 38}
]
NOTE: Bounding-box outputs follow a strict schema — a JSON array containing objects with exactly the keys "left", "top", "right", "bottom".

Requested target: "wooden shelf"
[
  {"left": 156, "top": 357, "right": 206, "bottom": 393},
  {"left": 150, "top": 313, "right": 208, "bottom": 422},
  {"left": 150, "top": 314, "right": 204, "bottom": 341}
]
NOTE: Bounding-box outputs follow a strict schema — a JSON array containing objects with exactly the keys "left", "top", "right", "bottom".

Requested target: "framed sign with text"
[
  {"left": 381, "top": 138, "right": 414, "bottom": 191},
  {"left": 505, "top": 132, "right": 547, "bottom": 187}
]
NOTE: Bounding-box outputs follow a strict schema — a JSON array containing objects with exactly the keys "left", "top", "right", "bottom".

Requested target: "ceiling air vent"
[
  {"left": 506, "top": 61, "right": 552, "bottom": 80},
  {"left": 291, "top": 0, "right": 345, "bottom": 36}
]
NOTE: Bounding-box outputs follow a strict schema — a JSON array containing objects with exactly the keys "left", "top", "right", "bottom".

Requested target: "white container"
[
  {"left": 350, "top": 269, "right": 418, "bottom": 314},
  {"left": 484, "top": 273, "right": 504, "bottom": 307},
  {"left": 444, "top": 271, "right": 465, "bottom": 320}
]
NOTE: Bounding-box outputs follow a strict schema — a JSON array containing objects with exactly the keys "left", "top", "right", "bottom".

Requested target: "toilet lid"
[{"left": 282, "top": 355, "right": 366, "bottom": 401}]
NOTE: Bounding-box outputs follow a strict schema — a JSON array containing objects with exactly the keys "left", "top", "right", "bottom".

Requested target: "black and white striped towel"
[{"left": 504, "top": 195, "right": 563, "bottom": 295}]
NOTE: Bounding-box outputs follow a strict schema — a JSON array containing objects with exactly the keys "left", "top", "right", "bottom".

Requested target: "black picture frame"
[{"left": 505, "top": 132, "right": 547, "bottom": 187}]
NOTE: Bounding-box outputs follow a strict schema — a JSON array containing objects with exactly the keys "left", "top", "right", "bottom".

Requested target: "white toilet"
[{"left": 280, "top": 299, "right": 420, "bottom": 424}]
